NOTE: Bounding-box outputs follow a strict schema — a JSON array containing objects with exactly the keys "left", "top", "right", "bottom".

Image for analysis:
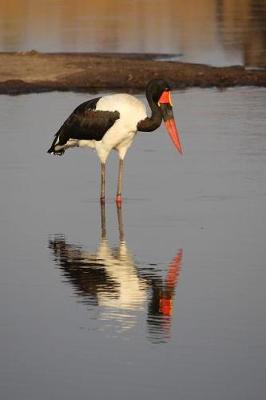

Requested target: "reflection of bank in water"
[
  {"left": 48, "top": 205, "right": 183, "bottom": 342},
  {"left": 1, "top": 0, "right": 265, "bottom": 67}
]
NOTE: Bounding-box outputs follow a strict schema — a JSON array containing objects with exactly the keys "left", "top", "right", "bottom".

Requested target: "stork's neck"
[{"left": 137, "top": 92, "right": 162, "bottom": 132}]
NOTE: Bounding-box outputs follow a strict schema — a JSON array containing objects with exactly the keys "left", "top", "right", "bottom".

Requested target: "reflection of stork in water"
[{"left": 49, "top": 205, "right": 183, "bottom": 341}]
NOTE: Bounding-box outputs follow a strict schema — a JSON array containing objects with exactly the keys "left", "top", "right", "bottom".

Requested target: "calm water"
[
  {"left": 1, "top": 88, "right": 266, "bottom": 399},
  {"left": 0, "top": 0, "right": 266, "bottom": 67}
]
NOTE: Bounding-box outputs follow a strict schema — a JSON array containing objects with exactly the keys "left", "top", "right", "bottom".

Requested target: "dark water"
[
  {"left": 1, "top": 88, "right": 266, "bottom": 399},
  {"left": 0, "top": 0, "right": 266, "bottom": 67}
]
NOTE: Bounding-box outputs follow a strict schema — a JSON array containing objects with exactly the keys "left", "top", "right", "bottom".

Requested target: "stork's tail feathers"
[
  {"left": 47, "top": 130, "right": 65, "bottom": 156},
  {"left": 47, "top": 145, "right": 65, "bottom": 156}
]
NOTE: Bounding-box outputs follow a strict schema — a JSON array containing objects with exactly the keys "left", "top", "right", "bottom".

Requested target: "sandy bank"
[{"left": 0, "top": 51, "right": 265, "bottom": 94}]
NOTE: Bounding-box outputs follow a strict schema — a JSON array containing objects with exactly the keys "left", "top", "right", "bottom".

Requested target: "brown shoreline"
[{"left": 0, "top": 51, "right": 266, "bottom": 95}]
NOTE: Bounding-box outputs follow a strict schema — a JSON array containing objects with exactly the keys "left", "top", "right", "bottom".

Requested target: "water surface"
[
  {"left": 0, "top": 88, "right": 266, "bottom": 399},
  {"left": 0, "top": 0, "right": 265, "bottom": 66}
]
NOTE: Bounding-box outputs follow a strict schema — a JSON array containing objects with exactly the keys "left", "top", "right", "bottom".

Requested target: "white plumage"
[{"left": 83, "top": 94, "right": 147, "bottom": 163}]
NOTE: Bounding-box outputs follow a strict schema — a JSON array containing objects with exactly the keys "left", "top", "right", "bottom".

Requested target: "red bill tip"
[{"left": 164, "top": 119, "right": 183, "bottom": 155}]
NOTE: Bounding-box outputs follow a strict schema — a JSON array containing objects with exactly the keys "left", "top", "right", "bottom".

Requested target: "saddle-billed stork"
[{"left": 47, "top": 79, "right": 183, "bottom": 206}]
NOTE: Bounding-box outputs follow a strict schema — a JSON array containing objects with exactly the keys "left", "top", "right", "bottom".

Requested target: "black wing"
[{"left": 47, "top": 97, "right": 120, "bottom": 154}]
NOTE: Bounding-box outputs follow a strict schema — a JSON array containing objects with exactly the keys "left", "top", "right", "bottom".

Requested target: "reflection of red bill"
[
  {"left": 160, "top": 298, "right": 173, "bottom": 316},
  {"left": 164, "top": 119, "right": 183, "bottom": 155},
  {"left": 166, "top": 249, "right": 183, "bottom": 288}
]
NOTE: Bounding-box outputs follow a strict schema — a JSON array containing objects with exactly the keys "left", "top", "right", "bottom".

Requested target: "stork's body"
[{"left": 47, "top": 79, "right": 182, "bottom": 205}]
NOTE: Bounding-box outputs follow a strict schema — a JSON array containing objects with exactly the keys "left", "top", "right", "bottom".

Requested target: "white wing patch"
[{"left": 97, "top": 94, "right": 147, "bottom": 128}]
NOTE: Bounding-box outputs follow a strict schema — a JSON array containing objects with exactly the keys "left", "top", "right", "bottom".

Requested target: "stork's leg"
[
  {"left": 100, "top": 162, "right": 106, "bottom": 204},
  {"left": 116, "top": 158, "right": 124, "bottom": 207}
]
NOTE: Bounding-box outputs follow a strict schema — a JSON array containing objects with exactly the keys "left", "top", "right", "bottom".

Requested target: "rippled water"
[
  {"left": 48, "top": 205, "right": 183, "bottom": 343},
  {"left": 1, "top": 2, "right": 266, "bottom": 397},
  {"left": 0, "top": 0, "right": 265, "bottom": 66},
  {"left": 1, "top": 88, "right": 266, "bottom": 399}
]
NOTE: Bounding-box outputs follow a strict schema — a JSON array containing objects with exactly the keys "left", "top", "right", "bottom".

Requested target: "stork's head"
[{"left": 146, "top": 79, "right": 183, "bottom": 154}]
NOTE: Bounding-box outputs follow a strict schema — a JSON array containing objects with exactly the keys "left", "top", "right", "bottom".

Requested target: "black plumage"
[{"left": 47, "top": 97, "right": 120, "bottom": 155}]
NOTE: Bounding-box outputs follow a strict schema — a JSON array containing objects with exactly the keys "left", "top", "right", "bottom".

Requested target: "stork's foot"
[{"left": 116, "top": 194, "right": 122, "bottom": 208}]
